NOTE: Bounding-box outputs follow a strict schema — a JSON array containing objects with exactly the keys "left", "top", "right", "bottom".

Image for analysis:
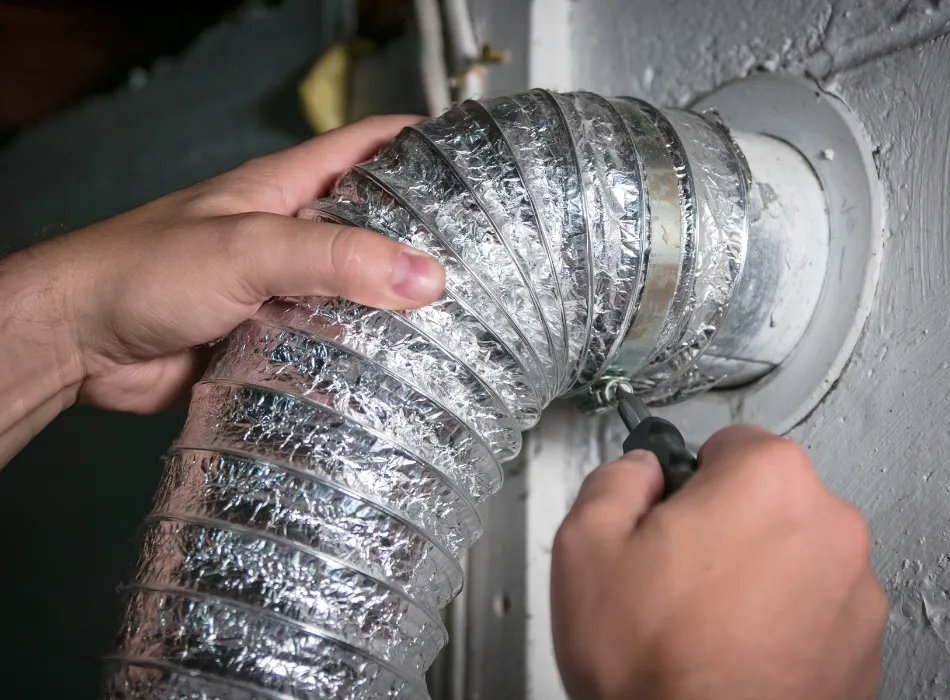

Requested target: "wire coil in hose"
[{"left": 102, "top": 89, "right": 748, "bottom": 699}]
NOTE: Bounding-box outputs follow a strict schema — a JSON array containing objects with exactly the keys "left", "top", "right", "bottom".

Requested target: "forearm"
[{"left": 0, "top": 246, "right": 84, "bottom": 467}]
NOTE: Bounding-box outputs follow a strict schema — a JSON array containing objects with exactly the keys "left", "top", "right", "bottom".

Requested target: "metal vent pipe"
[{"left": 101, "top": 89, "right": 826, "bottom": 699}]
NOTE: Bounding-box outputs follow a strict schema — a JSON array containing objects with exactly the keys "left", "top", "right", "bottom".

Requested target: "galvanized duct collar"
[
  {"left": 584, "top": 101, "right": 751, "bottom": 407},
  {"left": 102, "top": 90, "right": 756, "bottom": 700}
]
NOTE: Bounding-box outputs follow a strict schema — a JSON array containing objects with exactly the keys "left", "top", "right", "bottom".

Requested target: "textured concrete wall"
[{"left": 516, "top": 2, "right": 950, "bottom": 698}]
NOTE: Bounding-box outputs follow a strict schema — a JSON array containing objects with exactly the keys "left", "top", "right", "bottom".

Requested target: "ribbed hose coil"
[{"left": 102, "top": 90, "right": 749, "bottom": 700}]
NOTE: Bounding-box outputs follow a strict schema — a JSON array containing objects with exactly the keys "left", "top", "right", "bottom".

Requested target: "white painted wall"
[{"left": 516, "top": 2, "right": 950, "bottom": 698}]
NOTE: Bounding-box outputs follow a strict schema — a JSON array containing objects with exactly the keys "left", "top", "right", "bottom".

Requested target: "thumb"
[
  {"left": 211, "top": 212, "right": 446, "bottom": 310},
  {"left": 570, "top": 451, "right": 665, "bottom": 531}
]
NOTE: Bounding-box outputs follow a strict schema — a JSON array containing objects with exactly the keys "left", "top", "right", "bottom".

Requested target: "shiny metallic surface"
[
  {"left": 104, "top": 91, "right": 759, "bottom": 699},
  {"left": 362, "top": 129, "right": 556, "bottom": 400},
  {"left": 697, "top": 131, "right": 830, "bottom": 388},
  {"left": 476, "top": 90, "right": 594, "bottom": 392},
  {"left": 546, "top": 90, "right": 646, "bottom": 394},
  {"left": 616, "top": 387, "right": 651, "bottom": 431},
  {"left": 607, "top": 98, "right": 691, "bottom": 378},
  {"left": 629, "top": 109, "right": 751, "bottom": 404},
  {"left": 410, "top": 104, "right": 568, "bottom": 391}
]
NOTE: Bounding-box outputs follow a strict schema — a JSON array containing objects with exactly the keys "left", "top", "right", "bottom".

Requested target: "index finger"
[
  {"left": 686, "top": 424, "right": 816, "bottom": 496},
  {"left": 240, "top": 115, "right": 425, "bottom": 214},
  {"left": 697, "top": 424, "right": 778, "bottom": 466}
]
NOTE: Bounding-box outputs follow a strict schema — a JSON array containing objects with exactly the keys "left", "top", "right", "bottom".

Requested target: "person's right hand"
[{"left": 551, "top": 425, "right": 888, "bottom": 700}]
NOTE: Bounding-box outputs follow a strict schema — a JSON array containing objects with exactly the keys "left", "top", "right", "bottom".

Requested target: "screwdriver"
[{"left": 616, "top": 386, "right": 699, "bottom": 497}]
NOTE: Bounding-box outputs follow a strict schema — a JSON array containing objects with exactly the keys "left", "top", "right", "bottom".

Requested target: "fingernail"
[{"left": 392, "top": 250, "right": 444, "bottom": 302}]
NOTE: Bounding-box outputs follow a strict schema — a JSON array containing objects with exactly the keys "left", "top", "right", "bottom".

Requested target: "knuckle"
[
  {"left": 701, "top": 424, "right": 772, "bottom": 461},
  {"left": 837, "top": 503, "right": 873, "bottom": 562},
  {"left": 184, "top": 174, "right": 257, "bottom": 215},
  {"left": 221, "top": 212, "right": 269, "bottom": 261},
  {"left": 214, "top": 161, "right": 282, "bottom": 211},
  {"left": 327, "top": 225, "right": 365, "bottom": 279},
  {"left": 637, "top": 507, "right": 677, "bottom": 547},
  {"left": 578, "top": 461, "right": 615, "bottom": 492},
  {"left": 743, "top": 438, "right": 817, "bottom": 504},
  {"left": 760, "top": 437, "right": 813, "bottom": 475},
  {"left": 706, "top": 437, "right": 821, "bottom": 525},
  {"left": 581, "top": 457, "right": 643, "bottom": 490},
  {"left": 177, "top": 181, "right": 230, "bottom": 215},
  {"left": 234, "top": 154, "right": 281, "bottom": 186},
  {"left": 241, "top": 164, "right": 285, "bottom": 207},
  {"left": 229, "top": 211, "right": 268, "bottom": 241},
  {"left": 213, "top": 212, "right": 274, "bottom": 302},
  {"left": 552, "top": 518, "right": 586, "bottom": 560}
]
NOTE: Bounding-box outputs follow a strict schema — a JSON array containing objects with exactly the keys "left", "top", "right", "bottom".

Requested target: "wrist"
[
  {"left": 0, "top": 244, "right": 87, "bottom": 388},
  {"left": 0, "top": 244, "right": 86, "bottom": 462}
]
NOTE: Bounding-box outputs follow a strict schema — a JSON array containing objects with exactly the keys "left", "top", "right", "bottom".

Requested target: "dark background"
[{"left": 0, "top": 1, "right": 419, "bottom": 696}]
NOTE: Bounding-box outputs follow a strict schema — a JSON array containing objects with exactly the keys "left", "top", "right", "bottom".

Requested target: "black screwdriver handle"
[{"left": 622, "top": 416, "right": 698, "bottom": 497}]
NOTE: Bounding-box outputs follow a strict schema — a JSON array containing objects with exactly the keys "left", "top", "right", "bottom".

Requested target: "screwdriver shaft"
[{"left": 616, "top": 387, "right": 651, "bottom": 431}]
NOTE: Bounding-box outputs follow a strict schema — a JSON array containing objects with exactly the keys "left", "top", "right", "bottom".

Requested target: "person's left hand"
[{"left": 0, "top": 115, "right": 444, "bottom": 465}]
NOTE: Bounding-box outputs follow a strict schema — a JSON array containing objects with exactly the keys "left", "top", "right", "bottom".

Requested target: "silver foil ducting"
[{"left": 103, "top": 89, "right": 749, "bottom": 699}]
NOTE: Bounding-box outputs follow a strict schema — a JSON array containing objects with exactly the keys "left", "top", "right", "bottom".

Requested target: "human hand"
[
  {"left": 551, "top": 426, "right": 887, "bottom": 700},
  {"left": 0, "top": 115, "right": 444, "bottom": 464}
]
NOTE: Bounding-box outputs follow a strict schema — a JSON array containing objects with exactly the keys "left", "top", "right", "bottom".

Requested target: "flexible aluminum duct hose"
[{"left": 102, "top": 90, "right": 748, "bottom": 700}]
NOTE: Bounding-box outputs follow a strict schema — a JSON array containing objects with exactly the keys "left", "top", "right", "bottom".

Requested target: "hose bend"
[{"left": 102, "top": 90, "right": 749, "bottom": 699}]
